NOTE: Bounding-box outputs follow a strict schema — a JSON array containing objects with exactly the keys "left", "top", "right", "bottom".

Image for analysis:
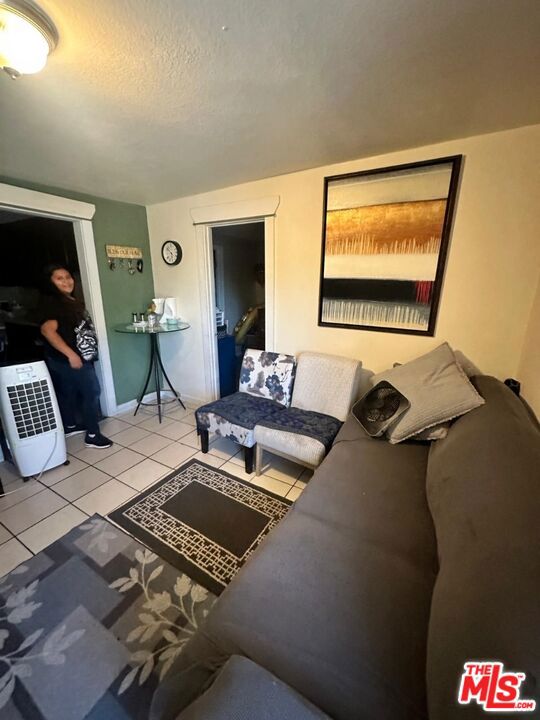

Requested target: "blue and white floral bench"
[
  {"left": 195, "top": 350, "right": 296, "bottom": 473},
  {"left": 196, "top": 350, "right": 360, "bottom": 476}
]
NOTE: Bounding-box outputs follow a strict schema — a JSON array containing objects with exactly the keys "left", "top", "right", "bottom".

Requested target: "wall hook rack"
[{"left": 106, "top": 245, "right": 143, "bottom": 273}]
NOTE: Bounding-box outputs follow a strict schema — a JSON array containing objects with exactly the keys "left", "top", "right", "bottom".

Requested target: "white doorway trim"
[
  {"left": 212, "top": 244, "right": 226, "bottom": 320},
  {"left": 0, "top": 183, "right": 95, "bottom": 220},
  {"left": 0, "top": 183, "right": 117, "bottom": 417},
  {"left": 192, "top": 196, "right": 279, "bottom": 401},
  {"left": 191, "top": 196, "right": 280, "bottom": 226}
]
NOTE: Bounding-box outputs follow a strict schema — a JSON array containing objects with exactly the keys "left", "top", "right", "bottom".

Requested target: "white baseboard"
[
  {"left": 111, "top": 392, "right": 204, "bottom": 417},
  {"left": 180, "top": 393, "right": 205, "bottom": 409}
]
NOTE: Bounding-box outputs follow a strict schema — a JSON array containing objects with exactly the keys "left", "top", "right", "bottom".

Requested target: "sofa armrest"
[{"left": 176, "top": 655, "right": 331, "bottom": 720}]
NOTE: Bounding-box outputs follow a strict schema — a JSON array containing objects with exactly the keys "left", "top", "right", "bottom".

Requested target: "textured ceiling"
[{"left": 1, "top": 0, "right": 539, "bottom": 205}]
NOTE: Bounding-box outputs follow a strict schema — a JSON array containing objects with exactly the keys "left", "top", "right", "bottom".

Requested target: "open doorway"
[
  {"left": 0, "top": 182, "right": 116, "bottom": 420},
  {"left": 0, "top": 208, "right": 106, "bottom": 425},
  {"left": 211, "top": 222, "right": 265, "bottom": 397},
  {"left": 0, "top": 210, "right": 79, "bottom": 363},
  {"left": 193, "top": 195, "right": 278, "bottom": 403}
]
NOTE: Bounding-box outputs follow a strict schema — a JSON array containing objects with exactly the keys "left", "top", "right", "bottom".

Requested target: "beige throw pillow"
[{"left": 373, "top": 343, "right": 485, "bottom": 444}]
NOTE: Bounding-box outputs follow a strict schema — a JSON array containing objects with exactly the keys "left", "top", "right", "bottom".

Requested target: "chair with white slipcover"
[{"left": 254, "top": 352, "right": 361, "bottom": 476}]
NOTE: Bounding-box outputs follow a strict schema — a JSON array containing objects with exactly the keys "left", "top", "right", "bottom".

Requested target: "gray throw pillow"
[
  {"left": 453, "top": 349, "right": 482, "bottom": 378},
  {"left": 372, "top": 343, "right": 485, "bottom": 444},
  {"left": 352, "top": 381, "right": 410, "bottom": 437}
]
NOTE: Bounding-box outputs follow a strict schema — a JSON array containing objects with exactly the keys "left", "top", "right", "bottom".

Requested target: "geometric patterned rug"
[
  {"left": 0, "top": 516, "right": 217, "bottom": 719},
  {"left": 108, "top": 460, "right": 292, "bottom": 596}
]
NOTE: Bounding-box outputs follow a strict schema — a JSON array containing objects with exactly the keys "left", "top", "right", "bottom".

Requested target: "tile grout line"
[
  {"left": 8, "top": 493, "right": 93, "bottom": 549},
  {"left": 0, "top": 423, "right": 175, "bottom": 558},
  {"left": 5, "top": 486, "right": 72, "bottom": 542},
  {"left": 0, "top": 484, "right": 49, "bottom": 514},
  {"left": 65, "top": 451, "right": 175, "bottom": 504},
  {"left": 46, "top": 472, "right": 115, "bottom": 508},
  {"left": 1, "top": 460, "right": 115, "bottom": 539},
  {"left": 3, "top": 419, "right": 303, "bottom": 556},
  {"left": 123, "top": 437, "right": 177, "bottom": 453},
  {"left": 64, "top": 457, "right": 149, "bottom": 504},
  {"left": 4, "top": 447, "right": 167, "bottom": 543},
  {"left": 14, "top": 501, "right": 92, "bottom": 556},
  {"left": 13, "top": 533, "right": 36, "bottom": 556},
  {"left": 3, "top": 445, "right": 295, "bottom": 507}
]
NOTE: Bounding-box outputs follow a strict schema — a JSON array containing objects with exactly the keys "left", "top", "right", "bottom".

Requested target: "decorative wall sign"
[
  {"left": 106, "top": 245, "right": 143, "bottom": 273},
  {"left": 106, "top": 244, "right": 143, "bottom": 259},
  {"left": 318, "top": 156, "right": 462, "bottom": 335}
]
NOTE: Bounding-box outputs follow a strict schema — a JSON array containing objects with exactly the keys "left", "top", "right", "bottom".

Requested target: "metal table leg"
[{"left": 134, "top": 333, "right": 186, "bottom": 421}]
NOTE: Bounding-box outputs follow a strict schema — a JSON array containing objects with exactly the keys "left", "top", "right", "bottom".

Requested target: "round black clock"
[{"left": 161, "top": 240, "right": 182, "bottom": 266}]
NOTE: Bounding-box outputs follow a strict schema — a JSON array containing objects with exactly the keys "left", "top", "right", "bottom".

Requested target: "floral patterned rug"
[
  {"left": 109, "top": 460, "right": 291, "bottom": 596},
  {"left": 0, "top": 516, "right": 216, "bottom": 719}
]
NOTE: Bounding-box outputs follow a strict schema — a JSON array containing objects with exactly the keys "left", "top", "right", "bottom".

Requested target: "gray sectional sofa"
[{"left": 150, "top": 376, "right": 540, "bottom": 720}]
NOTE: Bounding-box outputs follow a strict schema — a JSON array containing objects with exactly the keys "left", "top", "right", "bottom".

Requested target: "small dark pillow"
[{"left": 352, "top": 381, "right": 410, "bottom": 437}]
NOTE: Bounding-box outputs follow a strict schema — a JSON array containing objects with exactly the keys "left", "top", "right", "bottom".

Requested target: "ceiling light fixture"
[{"left": 0, "top": 0, "right": 58, "bottom": 78}]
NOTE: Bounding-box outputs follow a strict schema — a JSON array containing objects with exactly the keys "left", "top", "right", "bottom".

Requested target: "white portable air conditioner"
[{"left": 0, "top": 361, "right": 66, "bottom": 478}]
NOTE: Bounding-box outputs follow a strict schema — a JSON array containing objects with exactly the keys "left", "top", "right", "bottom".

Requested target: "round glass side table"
[{"left": 115, "top": 322, "right": 190, "bottom": 422}]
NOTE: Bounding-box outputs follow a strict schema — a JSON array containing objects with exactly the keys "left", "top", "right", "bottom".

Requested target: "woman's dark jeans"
[{"left": 46, "top": 357, "right": 101, "bottom": 435}]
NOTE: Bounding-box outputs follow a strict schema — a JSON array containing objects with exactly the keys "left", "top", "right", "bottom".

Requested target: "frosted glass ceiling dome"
[{"left": 0, "top": 0, "right": 58, "bottom": 78}]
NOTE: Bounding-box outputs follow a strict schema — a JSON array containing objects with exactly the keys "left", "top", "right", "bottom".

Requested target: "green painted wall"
[{"left": 0, "top": 176, "right": 155, "bottom": 406}]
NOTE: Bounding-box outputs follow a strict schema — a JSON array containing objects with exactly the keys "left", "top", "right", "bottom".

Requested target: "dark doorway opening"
[
  {"left": 0, "top": 210, "right": 101, "bottom": 464},
  {"left": 211, "top": 222, "right": 265, "bottom": 397},
  {"left": 0, "top": 210, "right": 81, "bottom": 366}
]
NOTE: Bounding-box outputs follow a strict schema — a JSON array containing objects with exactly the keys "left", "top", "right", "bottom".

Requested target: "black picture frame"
[{"left": 317, "top": 155, "right": 462, "bottom": 336}]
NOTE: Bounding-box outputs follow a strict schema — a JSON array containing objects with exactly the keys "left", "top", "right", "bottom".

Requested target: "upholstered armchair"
[
  {"left": 196, "top": 349, "right": 296, "bottom": 473},
  {"left": 254, "top": 352, "right": 360, "bottom": 475}
]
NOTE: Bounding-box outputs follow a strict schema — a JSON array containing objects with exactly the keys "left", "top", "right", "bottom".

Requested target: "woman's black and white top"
[{"left": 41, "top": 296, "right": 99, "bottom": 363}]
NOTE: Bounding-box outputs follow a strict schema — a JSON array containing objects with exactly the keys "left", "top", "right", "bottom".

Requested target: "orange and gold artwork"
[
  {"left": 319, "top": 157, "right": 461, "bottom": 334},
  {"left": 325, "top": 199, "right": 446, "bottom": 256}
]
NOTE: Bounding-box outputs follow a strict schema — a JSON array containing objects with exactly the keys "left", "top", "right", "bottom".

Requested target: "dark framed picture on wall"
[{"left": 318, "top": 155, "right": 462, "bottom": 335}]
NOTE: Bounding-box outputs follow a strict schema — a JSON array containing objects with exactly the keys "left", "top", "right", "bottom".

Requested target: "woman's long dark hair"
[{"left": 42, "top": 264, "right": 86, "bottom": 316}]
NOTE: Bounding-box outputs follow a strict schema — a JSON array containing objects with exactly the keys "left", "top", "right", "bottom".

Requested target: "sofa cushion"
[
  {"left": 196, "top": 393, "right": 287, "bottom": 447},
  {"left": 191, "top": 417, "right": 437, "bottom": 720},
  {"left": 255, "top": 407, "right": 343, "bottom": 465},
  {"left": 177, "top": 655, "right": 331, "bottom": 720},
  {"left": 239, "top": 349, "right": 296, "bottom": 406},
  {"left": 426, "top": 376, "right": 540, "bottom": 718},
  {"left": 373, "top": 343, "right": 484, "bottom": 443},
  {"left": 254, "top": 425, "right": 326, "bottom": 466}
]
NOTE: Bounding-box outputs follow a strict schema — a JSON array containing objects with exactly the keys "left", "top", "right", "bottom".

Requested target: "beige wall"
[
  {"left": 147, "top": 124, "right": 540, "bottom": 407},
  {"left": 519, "top": 275, "right": 540, "bottom": 415}
]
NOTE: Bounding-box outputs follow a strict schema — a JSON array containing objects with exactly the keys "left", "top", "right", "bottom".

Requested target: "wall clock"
[{"left": 161, "top": 240, "right": 182, "bottom": 266}]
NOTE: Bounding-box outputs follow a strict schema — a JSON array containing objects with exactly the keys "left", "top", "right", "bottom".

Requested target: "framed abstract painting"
[{"left": 318, "top": 155, "right": 462, "bottom": 335}]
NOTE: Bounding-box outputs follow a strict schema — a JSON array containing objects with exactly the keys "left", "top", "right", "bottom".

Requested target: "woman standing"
[{"left": 40, "top": 264, "right": 113, "bottom": 449}]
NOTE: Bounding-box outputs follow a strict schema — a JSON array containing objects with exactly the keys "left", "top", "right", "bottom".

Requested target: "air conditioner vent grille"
[{"left": 7, "top": 380, "right": 57, "bottom": 439}]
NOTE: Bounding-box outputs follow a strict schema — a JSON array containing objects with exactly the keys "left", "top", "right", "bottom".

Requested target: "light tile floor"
[{"left": 0, "top": 403, "right": 311, "bottom": 577}]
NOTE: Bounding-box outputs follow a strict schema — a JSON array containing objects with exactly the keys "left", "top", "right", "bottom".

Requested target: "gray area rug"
[
  {"left": 109, "top": 459, "right": 292, "bottom": 596},
  {"left": 0, "top": 516, "right": 216, "bottom": 719}
]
